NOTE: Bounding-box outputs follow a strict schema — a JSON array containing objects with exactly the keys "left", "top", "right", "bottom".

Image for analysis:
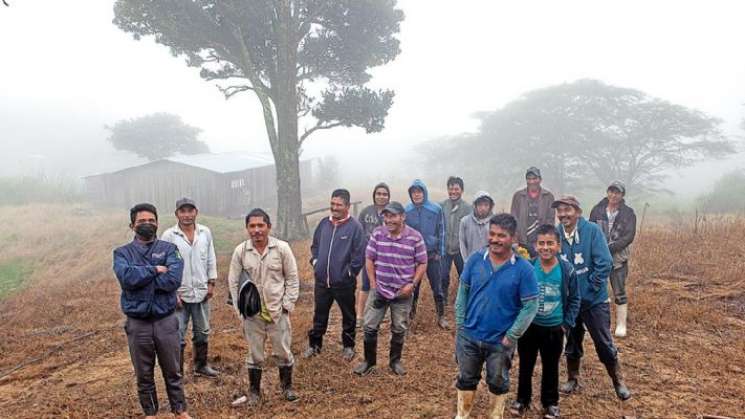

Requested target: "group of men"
[{"left": 112, "top": 166, "right": 637, "bottom": 419}]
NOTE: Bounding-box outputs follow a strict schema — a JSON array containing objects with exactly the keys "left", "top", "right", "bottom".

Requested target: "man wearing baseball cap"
[
  {"left": 160, "top": 198, "right": 219, "bottom": 378},
  {"left": 552, "top": 195, "right": 631, "bottom": 401},
  {"left": 589, "top": 181, "right": 636, "bottom": 338},
  {"left": 354, "top": 201, "right": 428, "bottom": 376},
  {"left": 511, "top": 167, "right": 556, "bottom": 258}
]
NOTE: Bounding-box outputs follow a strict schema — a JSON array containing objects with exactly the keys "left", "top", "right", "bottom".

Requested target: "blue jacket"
[
  {"left": 557, "top": 217, "right": 612, "bottom": 310},
  {"left": 557, "top": 258, "right": 581, "bottom": 328},
  {"left": 113, "top": 239, "right": 184, "bottom": 319},
  {"left": 405, "top": 179, "right": 445, "bottom": 257},
  {"left": 310, "top": 216, "right": 366, "bottom": 288}
]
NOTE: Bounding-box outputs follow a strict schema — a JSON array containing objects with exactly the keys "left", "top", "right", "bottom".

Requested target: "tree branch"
[
  {"left": 217, "top": 84, "right": 255, "bottom": 99},
  {"left": 299, "top": 121, "right": 343, "bottom": 144}
]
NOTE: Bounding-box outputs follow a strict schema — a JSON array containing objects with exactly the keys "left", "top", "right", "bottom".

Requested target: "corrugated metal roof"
[{"left": 165, "top": 151, "right": 276, "bottom": 173}]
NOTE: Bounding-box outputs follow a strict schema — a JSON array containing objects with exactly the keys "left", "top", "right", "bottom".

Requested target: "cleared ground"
[{"left": 0, "top": 205, "right": 743, "bottom": 418}]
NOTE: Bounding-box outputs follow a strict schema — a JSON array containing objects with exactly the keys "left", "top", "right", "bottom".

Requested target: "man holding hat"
[
  {"left": 589, "top": 181, "right": 637, "bottom": 338},
  {"left": 161, "top": 197, "right": 219, "bottom": 378},
  {"left": 552, "top": 196, "right": 631, "bottom": 401},
  {"left": 354, "top": 201, "right": 428, "bottom": 376},
  {"left": 511, "top": 167, "right": 556, "bottom": 258}
]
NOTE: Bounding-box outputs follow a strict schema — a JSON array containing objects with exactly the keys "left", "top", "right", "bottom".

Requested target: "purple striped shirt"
[{"left": 366, "top": 225, "right": 428, "bottom": 300}]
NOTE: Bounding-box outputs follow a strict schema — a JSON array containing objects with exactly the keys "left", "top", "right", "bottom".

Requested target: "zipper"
[{"left": 326, "top": 223, "right": 337, "bottom": 288}]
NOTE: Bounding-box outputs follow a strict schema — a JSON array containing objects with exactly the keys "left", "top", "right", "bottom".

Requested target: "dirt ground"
[{"left": 0, "top": 206, "right": 743, "bottom": 418}]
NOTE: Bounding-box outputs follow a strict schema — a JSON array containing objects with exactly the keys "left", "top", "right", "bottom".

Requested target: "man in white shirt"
[{"left": 161, "top": 198, "right": 219, "bottom": 378}]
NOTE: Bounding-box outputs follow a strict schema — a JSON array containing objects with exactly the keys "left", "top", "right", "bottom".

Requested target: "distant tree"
[
  {"left": 698, "top": 170, "right": 745, "bottom": 213},
  {"left": 426, "top": 79, "right": 733, "bottom": 195},
  {"left": 105, "top": 112, "right": 208, "bottom": 161},
  {"left": 113, "top": 1, "right": 403, "bottom": 239}
]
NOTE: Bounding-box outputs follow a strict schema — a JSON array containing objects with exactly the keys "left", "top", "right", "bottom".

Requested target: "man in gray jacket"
[
  {"left": 440, "top": 176, "right": 472, "bottom": 305},
  {"left": 459, "top": 191, "right": 494, "bottom": 261},
  {"left": 511, "top": 167, "right": 555, "bottom": 257}
]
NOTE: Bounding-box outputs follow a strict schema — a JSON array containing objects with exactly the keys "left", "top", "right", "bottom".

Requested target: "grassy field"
[{"left": 0, "top": 204, "right": 743, "bottom": 418}]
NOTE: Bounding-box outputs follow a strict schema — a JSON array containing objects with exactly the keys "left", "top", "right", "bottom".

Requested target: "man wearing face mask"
[
  {"left": 113, "top": 203, "right": 191, "bottom": 419},
  {"left": 553, "top": 196, "right": 631, "bottom": 401},
  {"left": 161, "top": 198, "right": 219, "bottom": 378},
  {"left": 589, "top": 181, "right": 636, "bottom": 338}
]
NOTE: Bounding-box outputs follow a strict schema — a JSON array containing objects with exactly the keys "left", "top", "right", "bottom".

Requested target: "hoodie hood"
[
  {"left": 372, "top": 182, "right": 391, "bottom": 204},
  {"left": 405, "top": 179, "right": 441, "bottom": 215},
  {"left": 407, "top": 179, "right": 429, "bottom": 204},
  {"left": 472, "top": 190, "right": 495, "bottom": 223}
]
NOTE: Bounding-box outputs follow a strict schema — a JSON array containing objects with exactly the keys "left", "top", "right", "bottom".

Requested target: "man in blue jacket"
[
  {"left": 304, "top": 189, "right": 366, "bottom": 361},
  {"left": 553, "top": 196, "right": 631, "bottom": 401},
  {"left": 113, "top": 203, "right": 191, "bottom": 419},
  {"left": 405, "top": 179, "right": 447, "bottom": 328}
]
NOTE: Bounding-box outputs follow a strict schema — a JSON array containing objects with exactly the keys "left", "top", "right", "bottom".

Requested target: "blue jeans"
[
  {"left": 441, "top": 252, "right": 464, "bottom": 303},
  {"left": 176, "top": 301, "right": 210, "bottom": 346},
  {"left": 455, "top": 330, "right": 515, "bottom": 395}
]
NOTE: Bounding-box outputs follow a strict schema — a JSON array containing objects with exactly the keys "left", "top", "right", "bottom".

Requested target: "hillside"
[{"left": 0, "top": 205, "right": 743, "bottom": 418}]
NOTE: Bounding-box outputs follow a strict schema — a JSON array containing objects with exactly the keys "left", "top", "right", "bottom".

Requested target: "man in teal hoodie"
[
  {"left": 405, "top": 179, "right": 447, "bottom": 328},
  {"left": 553, "top": 196, "right": 631, "bottom": 401}
]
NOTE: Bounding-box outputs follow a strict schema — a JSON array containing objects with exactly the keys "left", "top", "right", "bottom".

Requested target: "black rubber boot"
[
  {"left": 279, "top": 365, "right": 300, "bottom": 402},
  {"left": 604, "top": 362, "right": 632, "bottom": 400},
  {"left": 247, "top": 368, "right": 262, "bottom": 406},
  {"left": 193, "top": 341, "right": 219, "bottom": 378},
  {"left": 353, "top": 334, "right": 377, "bottom": 376},
  {"left": 389, "top": 332, "right": 406, "bottom": 375},
  {"left": 560, "top": 358, "right": 581, "bottom": 394}
]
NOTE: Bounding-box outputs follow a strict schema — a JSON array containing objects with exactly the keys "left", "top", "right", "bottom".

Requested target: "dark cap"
[
  {"left": 607, "top": 180, "right": 626, "bottom": 195},
  {"left": 175, "top": 197, "right": 197, "bottom": 210},
  {"left": 526, "top": 166, "right": 542, "bottom": 178},
  {"left": 381, "top": 201, "right": 405, "bottom": 215},
  {"left": 551, "top": 195, "right": 581, "bottom": 210}
]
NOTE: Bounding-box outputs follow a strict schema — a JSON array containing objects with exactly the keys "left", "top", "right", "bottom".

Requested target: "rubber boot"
[
  {"left": 389, "top": 332, "right": 406, "bottom": 375},
  {"left": 279, "top": 365, "right": 300, "bottom": 402},
  {"left": 436, "top": 300, "right": 450, "bottom": 329},
  {"left": 488, "top": 393, "right": 507, "bottom": 419},
  {"left": 614, "top": 304, "right": 628, "bottom": 337},
  {"left": 353, "top": 334, "right": 377, "bottom": 376},
  {"left": 604, "top": 362, "right": 631, "bottom": 400},
  {"left": 247, "top": 368, "right": 262, "bottom": 406},
  {"left": 455, "top": 390, "right": 475, "bottom": 419},
  {"left": 560, "top": 358, "right": 581, "bottom": 394},
  {"left": 193, "top": 341, "right": 219, "bottom": 378}
]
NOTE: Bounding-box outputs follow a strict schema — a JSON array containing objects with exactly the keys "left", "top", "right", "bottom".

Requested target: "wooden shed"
[{"left": 84, "top": 152, "right": 314, "bottom": 217}]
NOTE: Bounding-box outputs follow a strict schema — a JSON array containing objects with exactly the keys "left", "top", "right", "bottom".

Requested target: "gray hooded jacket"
[{"left": 458, "top": 191, "right": 494, "bottom": 260}]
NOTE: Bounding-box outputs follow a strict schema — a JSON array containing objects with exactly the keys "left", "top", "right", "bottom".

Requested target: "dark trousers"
[
  {"left": 565, "top": 302, "right": 618, "bottom": 366},
  {"left": 412, "top": 256, "right": 444, "bottom": 312},
  {"left": 517, "top": 324, "right": 564, "bottom": 407},
  {"left": 125, "top": 312, "right": 186, "bottom": 415},
  {"left": 441, "top": 252, "right": 464, "bottom": 303},
  {"left": 610, "top": 262, "right": 629, "bottom": 305},
  {"left": 308, "top": 283, "right": 356, "bottom": 349}
]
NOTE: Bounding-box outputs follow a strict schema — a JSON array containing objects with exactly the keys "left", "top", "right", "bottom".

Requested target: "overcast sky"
[{"left": 1, "top": 0, "right": 744, "bottom": 194}]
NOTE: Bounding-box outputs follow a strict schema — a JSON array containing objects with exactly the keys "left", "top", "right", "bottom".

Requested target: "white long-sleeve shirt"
[{"left": 160, "top": 223, "right": 217, "bottom": 303}]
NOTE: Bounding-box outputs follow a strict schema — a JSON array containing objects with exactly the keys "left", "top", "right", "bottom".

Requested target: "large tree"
[
  {"left": 113, "top": 1, "right": 403, "bottom": 239},
  {"left": 426, "top": 79, "right": 733, "bottom": 195},
  {"left": 105, "top": 112, "right": 208, "bottom": 160}
]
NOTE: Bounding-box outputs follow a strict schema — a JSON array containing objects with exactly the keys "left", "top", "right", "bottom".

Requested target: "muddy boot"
[
  {"left": 353, "top": 334, "right": 377, "bottom": 376},
  {"left": 247, "top": 368, "right": 262, "bottom": 406},
  {"left": 193, "top": 341, "right": 219, "bottom": 378},
  {"left": 560, "top": 358, "right": 581, "bottom": 394},
  {"left": 435, "top": 300, "right": 450, "bottom": 329},
  {"left": 604, "top": 362, "right": 631, "bottom": 400},
  {"left": 455, "top": 390, "right": 475, "bottom": 419},
  {"left": 279, "top": 365, "right": 300, "bottom": 402},
  {"left": 389, "top": 332, "right": 406, "bottom": 375},
  {"left": 488, "top": 393, "right": 508, "bottom": 419},
  {"left": 614, "top": 304, "right": 628, "bottom": 337}
]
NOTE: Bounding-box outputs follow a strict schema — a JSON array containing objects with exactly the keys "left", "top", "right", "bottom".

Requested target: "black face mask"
[{"left": 134, "top": 223, "right": 157, "bottom": 241}]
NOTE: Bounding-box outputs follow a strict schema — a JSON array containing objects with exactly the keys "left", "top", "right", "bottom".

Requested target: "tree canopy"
[{"left": 105, "top": 112, "right": 208, "bottom": 161}]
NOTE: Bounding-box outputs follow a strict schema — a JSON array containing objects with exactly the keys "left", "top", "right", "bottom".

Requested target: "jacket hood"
[
  {"left": 408, "top": 179, "right": 429, "bottom": 204},
  {"left": 372, "top": 182, "right": 391, "bottom": 204},
  {"left": 471, "top": 190, "right": 494, "bottom": 223}
]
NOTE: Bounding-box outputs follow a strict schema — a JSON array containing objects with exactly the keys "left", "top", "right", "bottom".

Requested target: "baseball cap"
[
  {"left": 551, "top": 195, "right": 581, "bottom": 210},
  {"left": 175, "top": 197, "right": 197, "bottom": 210},
  {"left": 526, "top": 167, "right": 542, "bottom": 178},
  {"left": 381, "top": 201, "right": 405, "bottom": 215},
  {"left": 608, "top": 180, "right": 626, "bottom": 195}
]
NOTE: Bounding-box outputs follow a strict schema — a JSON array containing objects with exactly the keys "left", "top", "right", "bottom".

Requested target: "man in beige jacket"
[{"left": 228, "top": 208, "right": 300, "bottom": 407}]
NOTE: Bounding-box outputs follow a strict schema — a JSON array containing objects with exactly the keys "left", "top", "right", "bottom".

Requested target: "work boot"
[
  {"left": 543, "top": 405, "right": 560, "bottom": 419},
  {"left": 353, "top": 335, "right": 377, "bottom": 376},
  {"left": 604, "top": 362, "right": 632, "bottom": 400},
  {"left": 560, "top": 358, "right": 581, "bottom": 394},
  {"left": 455, "top": 390, "right": 475, "bottom": 419},
  {"left": 279, "top": 365, "right": 300, "bottom": 402},
  {"left": 193, "top": 342, "right": 219, "bottom": 378},
  {"left": 615, "top": 304, "right": 628, "bottom": 337},
  {"left": 488, "top": 393, "right": 508, "bottom": 419},
  {"left": 509, "top": 400, "right": 529, "bottom": 416},
  {"left": 247, "top": 368, "right": 262, "bottom": 406},
  {"left": 302, "top": 345, "right": 321, "bottom": 358},
  {"left": 342, "top": 346, "right": 355, "bottom": 362},
  {"left": 179, "top": 344, "right": 185, "bottom": 377},
  {"left": 389, "top": 332, "right": 406, "bottom": 376}
]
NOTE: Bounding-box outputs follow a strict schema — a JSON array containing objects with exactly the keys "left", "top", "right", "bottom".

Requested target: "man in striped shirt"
[{"left": 353, "top": 202, "right": 428, "bottom": 376}]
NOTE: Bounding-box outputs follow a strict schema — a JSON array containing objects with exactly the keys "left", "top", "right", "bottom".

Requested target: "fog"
[{"left": 1, "top": 0, "right": 744, "bottom": 202}]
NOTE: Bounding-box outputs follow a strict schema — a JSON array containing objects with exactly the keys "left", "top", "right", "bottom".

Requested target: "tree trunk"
[{"left": 272, "top": 0, "right": 307, "bottom": 240}]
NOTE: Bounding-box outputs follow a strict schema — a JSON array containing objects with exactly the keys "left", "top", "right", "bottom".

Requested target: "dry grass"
[{"left": 0, "top": 204, "right": 743, "bottom": 418}]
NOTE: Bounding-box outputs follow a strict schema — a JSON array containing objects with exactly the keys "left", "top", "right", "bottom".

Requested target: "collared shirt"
[
  {"left": 365, "top": 225, "right": 428, "bottom": 300},
  {"left": 160, "top": 223, "right": 217, "bottom": 303}
]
